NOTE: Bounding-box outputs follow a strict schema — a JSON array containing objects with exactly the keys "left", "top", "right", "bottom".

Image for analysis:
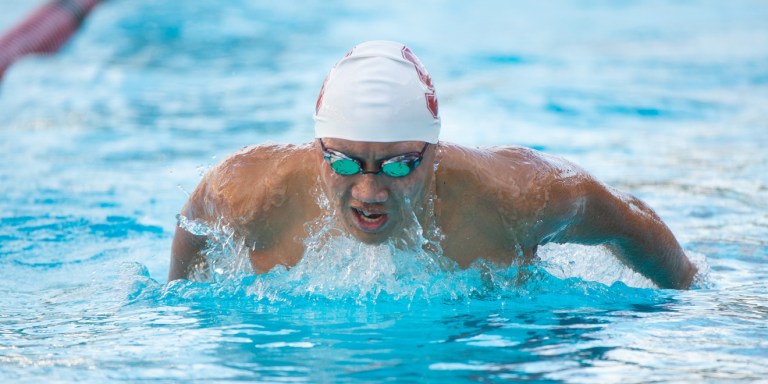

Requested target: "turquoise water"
[{"left": 1, "top": 0, "right": 767, "bottom": 382}]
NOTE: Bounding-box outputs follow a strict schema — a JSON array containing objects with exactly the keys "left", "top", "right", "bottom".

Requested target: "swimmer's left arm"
[{"left": 555, "top": 177, "right": 698, "bottom": 289}]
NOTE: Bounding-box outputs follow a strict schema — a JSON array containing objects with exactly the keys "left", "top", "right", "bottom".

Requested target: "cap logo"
[{"left": 401, "top": 46, "right": 439, "bottom": 119}]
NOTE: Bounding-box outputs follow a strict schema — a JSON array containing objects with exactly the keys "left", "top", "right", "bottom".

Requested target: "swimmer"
[{"left": 169, "top": 40, "right": 698, "bottom": 289}]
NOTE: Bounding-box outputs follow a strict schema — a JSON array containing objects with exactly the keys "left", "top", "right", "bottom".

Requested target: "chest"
[
  {"left": 434, "top": 193, "right": 535, "bottom": 267},
  {"left": 244, "top": 193, "right": 321, "bottom": 273},
  {"left": 436, "top": 210, "right": 517, "bottom": 268},
  {"left": 248, "top": 236, "right": 305, "bottom": 273}
]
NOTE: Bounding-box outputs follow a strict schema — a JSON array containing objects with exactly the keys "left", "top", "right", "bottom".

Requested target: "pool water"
[{"left": 1, "top": 0, "right": 767, "bottom": 382}]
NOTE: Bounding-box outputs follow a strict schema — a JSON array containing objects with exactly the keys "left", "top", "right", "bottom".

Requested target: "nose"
[{"left": 351, "top": 174, "right": 388, "bottom": 204}]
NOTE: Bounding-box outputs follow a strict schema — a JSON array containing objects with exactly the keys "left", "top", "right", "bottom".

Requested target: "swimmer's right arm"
[
  {"left": 169, "top": 221, "right": 207, "bottom": 280},
  {"left": 169, "top": 196, "right": 209, "bottom": 281},
  {"left": 169, "top": 172, "right": 221, "bottom": 281},
  {"left": 168, "top": 148, "right": 275, "bottom": 280}
]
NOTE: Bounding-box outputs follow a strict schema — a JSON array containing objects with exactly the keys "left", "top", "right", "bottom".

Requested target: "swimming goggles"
[{"left": 319, "top": 139, "right": 429, "bottom": 178}]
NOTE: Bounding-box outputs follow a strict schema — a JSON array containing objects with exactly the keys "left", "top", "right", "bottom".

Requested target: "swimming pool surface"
[{"left": 1, "top": 0, "right": 767, "bottom": 382}]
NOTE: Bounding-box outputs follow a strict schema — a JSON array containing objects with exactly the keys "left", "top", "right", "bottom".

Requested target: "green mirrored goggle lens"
[
  {"left": 381, "top": 161, "right": 412, "bottom": 177},
  {"left": 328, "top": 157, "right": 415, "bottom": 177},
  {"left": 330, "top": 158, "right": 362, "bottom": 175}
]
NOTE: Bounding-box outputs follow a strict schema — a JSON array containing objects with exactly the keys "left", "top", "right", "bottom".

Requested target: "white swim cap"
[{"left": 314, "top": 40, "right": 440, "bottom": 143}]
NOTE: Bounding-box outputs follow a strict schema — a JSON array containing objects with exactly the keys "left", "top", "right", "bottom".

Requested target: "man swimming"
[{"left": 169, "top": 40, "right": 698, "bottom": 289}]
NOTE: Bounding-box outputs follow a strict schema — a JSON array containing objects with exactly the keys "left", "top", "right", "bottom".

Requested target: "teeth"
[{"left": 355, "top": 208, "right": 385, "bottom": 222}]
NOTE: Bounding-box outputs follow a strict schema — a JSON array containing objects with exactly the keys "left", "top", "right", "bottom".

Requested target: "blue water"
[{"left": 1, "top": 0, "right": 767, "bottom": 382}]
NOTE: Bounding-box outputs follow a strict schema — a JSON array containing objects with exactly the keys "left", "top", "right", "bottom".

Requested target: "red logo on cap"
[
  {"left": 401, "top": 46, "right": 439, "bottom": 119},
  {"left": 315, "top": 76, "right": 329, "bottom": 115}
]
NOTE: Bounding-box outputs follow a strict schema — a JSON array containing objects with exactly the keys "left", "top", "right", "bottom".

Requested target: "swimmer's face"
[{"left": 317, "top": 138, "right": 435, "bottom": 244}]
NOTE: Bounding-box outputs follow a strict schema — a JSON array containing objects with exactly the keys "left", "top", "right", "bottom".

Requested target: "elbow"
[{"left": 662, "top": 259, "right": 698, "bottom": 290}]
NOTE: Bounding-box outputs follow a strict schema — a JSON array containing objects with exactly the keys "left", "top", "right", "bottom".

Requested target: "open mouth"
[{"left": 351, "top": 207, "right": 388, "bottom": 232}]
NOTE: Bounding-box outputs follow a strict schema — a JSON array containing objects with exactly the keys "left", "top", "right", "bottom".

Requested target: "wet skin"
[
  {"left": 317, "top": 139, "right": 436, "bottom": 245},
  {"left": 170, "top": 139, "right": 698, "bottom": 289}
]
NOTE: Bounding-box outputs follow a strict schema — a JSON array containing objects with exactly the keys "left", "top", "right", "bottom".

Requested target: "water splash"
[
  {"left": 169, "top": 185, "right": 700, "bottom": 305},
  {"left": 172, "top": 190, "right": 475, "bottom": 303},
  {"left": 176, "top": 214, "right": 253, "bottom": 282},
  {"left": 171, "top": 212, "right": 671, "bottom": 306},
  {"left": 538, "top": 243, "right": 712, "bottom": 289}
]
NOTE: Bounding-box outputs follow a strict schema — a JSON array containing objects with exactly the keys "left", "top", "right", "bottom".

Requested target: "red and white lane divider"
[{"left": 0, "top": 0, "right": 102, "bottom": 80}]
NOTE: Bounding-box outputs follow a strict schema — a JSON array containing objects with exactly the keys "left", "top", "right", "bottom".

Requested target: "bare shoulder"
[
  {"left": 437, "top": 142, "right": 598, "bottom": 239},
  {"left": 184, "top": 142, "right": 317, "bottom": 225},
  {"left": 483, "top": 144, "right": 599, "bottom": 214},
  {"left": 438, "top": 142, "right": 589, "bottom": 196}
]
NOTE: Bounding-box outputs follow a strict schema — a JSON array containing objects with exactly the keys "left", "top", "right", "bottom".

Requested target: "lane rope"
[{"left": 0, "top": 0, "right": 101, "bottom": 80}]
